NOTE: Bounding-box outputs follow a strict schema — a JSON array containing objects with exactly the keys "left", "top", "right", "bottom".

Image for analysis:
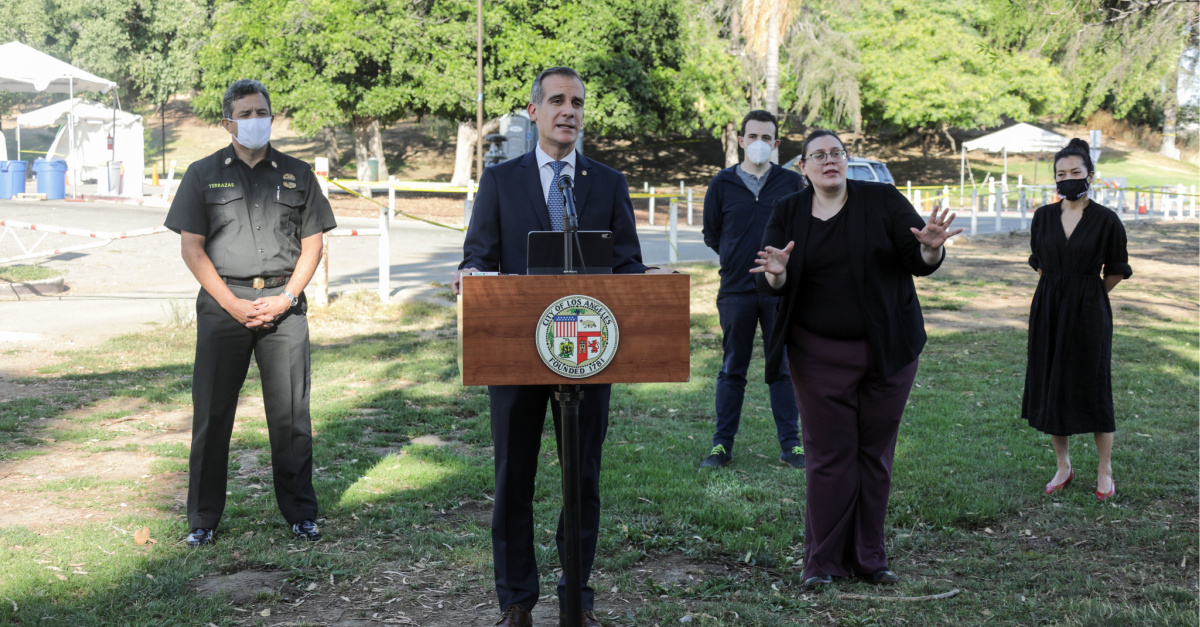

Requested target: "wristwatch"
[{"left": 283, "top": 290, "right": 299, "bottom": 307}]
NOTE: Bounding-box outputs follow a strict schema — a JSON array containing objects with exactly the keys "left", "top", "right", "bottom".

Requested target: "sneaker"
[
  {"left": 700, "top": 444, "right": 732, "bottom": 468},
  {"left": 185, "top": 528, "right": 215, "bottom": 548},
  {"left": 292, "top": 519, "right": 322, "bottom": 542},
  {"left": 781, "top": 445, "right": 806, "bottom": 469}
]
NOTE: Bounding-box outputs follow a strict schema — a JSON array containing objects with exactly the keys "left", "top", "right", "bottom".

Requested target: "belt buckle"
[{"left": 252, "top": 277, "right": 265, "bottom": 289}]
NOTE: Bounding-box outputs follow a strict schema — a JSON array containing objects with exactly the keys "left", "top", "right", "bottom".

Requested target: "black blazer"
[
  {"left": 461, "top": 150, "right": 646, "bottom": 275},
  {"left": 756, "top": 179, "right": 943, "bottom": 382}
]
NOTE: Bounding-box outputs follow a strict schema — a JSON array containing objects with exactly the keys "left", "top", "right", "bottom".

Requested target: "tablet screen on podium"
[{"left": 526, "top": 231, "right": 613, "bottom": 275}]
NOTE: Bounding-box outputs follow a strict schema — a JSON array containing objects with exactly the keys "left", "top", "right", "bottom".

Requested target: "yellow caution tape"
[{"left": 320, "top": 176, "right": 466, "bottom": 232}]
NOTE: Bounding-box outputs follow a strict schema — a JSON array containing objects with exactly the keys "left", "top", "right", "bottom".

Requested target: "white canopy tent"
[
  {"left": 17, "top": 99, "right": 144, "bottom": 198},
  {"left": 0, "top": 41, "right": 118, "bottom": 197},
  {"left": 963, "top": 122, "right": 1068, "bottom": 154},
  {"left": 960, "top": 123, "right": 1069, "bottom": 192}
]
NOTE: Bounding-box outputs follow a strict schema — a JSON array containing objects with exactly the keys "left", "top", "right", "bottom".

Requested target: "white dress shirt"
[{"left": 534, "top": 143, "right": 577, "bottom": 205}]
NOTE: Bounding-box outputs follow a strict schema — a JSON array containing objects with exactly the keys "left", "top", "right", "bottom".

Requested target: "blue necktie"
[{"left": 548, "top": 160, "right": 567, "bottom": 231}]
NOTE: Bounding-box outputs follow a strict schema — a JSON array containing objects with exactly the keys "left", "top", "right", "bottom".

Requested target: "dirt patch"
[
  {"left": 919, "top": 220, "right": 1199, "bottom": 333},
  {"left": 207, "top": 551, "right": 755, "bottom": 627},
  {"left": 632, "top": 552, "right": 732, "bottom": 589},
  {"left": 432, "top": 499, "right": 492, "bottom": 526},
  {"left": 192, "top": 569, "right": 303, "bottom": 605}
]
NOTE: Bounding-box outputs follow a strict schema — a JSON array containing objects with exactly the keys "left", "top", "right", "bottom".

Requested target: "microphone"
[{"left": 558, "top": 174, "right": 578, "bottom": 231}]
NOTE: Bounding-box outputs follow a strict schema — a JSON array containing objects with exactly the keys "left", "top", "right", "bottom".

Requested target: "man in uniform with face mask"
[
  {"left": 165, "top": 79, "right": 337, "bottom": 547},
  {"left": 700, "top": 110, "right": 805, "bottom": 470}
]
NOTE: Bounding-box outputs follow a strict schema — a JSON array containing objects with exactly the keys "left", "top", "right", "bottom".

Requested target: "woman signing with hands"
[{"left": 750, "top": 130, "right": 961, "bottom": 590}]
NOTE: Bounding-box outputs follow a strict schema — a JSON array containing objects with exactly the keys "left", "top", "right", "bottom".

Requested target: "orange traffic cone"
[{"left": 1137, "top": 194, "right": 1148, "bottom": 214}]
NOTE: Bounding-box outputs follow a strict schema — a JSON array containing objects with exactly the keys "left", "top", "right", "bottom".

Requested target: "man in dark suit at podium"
[{"left": 453, "top": 66, "right": 665, "bottom": 627}]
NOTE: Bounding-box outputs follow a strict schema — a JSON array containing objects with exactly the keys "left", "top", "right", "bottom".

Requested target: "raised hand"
[
  {"left": 910, "top": 207, "right": 964, "bottom": 250},
  {"left": 750, "top": 241, "right": 795, "bottom": 276}
]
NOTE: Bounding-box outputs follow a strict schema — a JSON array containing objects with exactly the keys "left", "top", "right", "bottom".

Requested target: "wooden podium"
[{"left": 459, "top": 273, "right": 689, "bottom": 622}]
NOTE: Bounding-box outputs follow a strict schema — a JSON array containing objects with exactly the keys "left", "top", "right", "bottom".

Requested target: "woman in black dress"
[
  {"left": 1023, "top": 138, "right": 1131, "bottom": 502},
  {"left": 752, "top": 130, "right": 960, "bottom": 589}
]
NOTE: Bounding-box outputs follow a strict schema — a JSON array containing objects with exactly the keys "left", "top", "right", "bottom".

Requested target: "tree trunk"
[
  {"left": 721, "top": 121, "right": 739, "bottom": 168},
  {"left": 1160, "top": 67, "right": 1180, "bottom": 159},
  {"left": 766, "top": 4, "right": 779, "bottom": 118},
  {"left": 321, "top": 126, "right": 342, "bottom": 176},
  {"left": 369, "top": 119, "right": 389, "bottom": 180},
  {"left": 353, "top": 117, "right": 371, "bottom": 182},
  {"left": 451, "top": 121, "right": 476, "bottom": 186},
  {"left": 450, "top": 116, "right": 503, "bottom": 186},
  {"left": 940, "top": 121, "right": 956, "bottom": 153}
]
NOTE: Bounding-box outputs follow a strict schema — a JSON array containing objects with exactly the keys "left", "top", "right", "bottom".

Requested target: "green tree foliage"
[
  {"left": 196, "top": 0, "right": 692, "bottom": 135},
  {"left": 851, "top": 0, "right": 1065, "bottom": 147},
  {"left": 128, "top": 0, "right": 209, "bottom": 108},
  {"left": 981, "top": 0, "right": 1196, "bottom": 124},
  {"left": 0, "top": 0, "right": 210, "bottom": 111},
  {"left": 784, "top": 4, "right": 863, "bottom": 132}
]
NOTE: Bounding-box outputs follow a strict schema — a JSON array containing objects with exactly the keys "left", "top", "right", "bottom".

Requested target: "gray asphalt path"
[
  {"left": 1, "top": 197, "right": 1164, "bottom": 349},
  {"left": 0, "top": 198, "right": 718, "bottom": 347}
]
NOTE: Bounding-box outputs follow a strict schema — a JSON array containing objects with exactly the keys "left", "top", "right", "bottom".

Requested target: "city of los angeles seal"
[{"left": 535, "top": 295, "right": 619, "bottom": 379}]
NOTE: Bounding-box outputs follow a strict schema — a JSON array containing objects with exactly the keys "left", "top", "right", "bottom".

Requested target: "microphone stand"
[{"left": 555, "top": 173, "right": 584, "bottom": 627}]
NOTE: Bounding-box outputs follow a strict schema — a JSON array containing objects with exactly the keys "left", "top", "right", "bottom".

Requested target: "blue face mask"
[{"left": 227, "top": 116, "right": 272, "bottom": 150}]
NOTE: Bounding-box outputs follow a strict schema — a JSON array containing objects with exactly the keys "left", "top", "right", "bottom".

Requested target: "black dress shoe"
[
  {"left": 560, "top": 609, "right": 603, "bottom": 627},
  {"left": 863, "top": 568, "right": 899, "bottom": 584},
  {"left": 185, "top": 528, "right": 214, "bottom": 547},
  {"left": 495, "top": 604, "right": 533, "bottom": 627},
  {"left": 802, "top": 574, "right": 832, "bottom": 590},
  {"left": 292, "top": 519, "right": 321, "bottom": 542}
]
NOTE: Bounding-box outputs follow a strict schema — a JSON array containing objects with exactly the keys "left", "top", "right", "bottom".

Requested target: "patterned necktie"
[{"left": 547, "top": 160, "right": 567, "bottom": 231}]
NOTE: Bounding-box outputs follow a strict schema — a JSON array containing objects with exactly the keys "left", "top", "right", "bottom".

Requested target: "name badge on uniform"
[
  {"left": 283, "top": 173, "right": 296, "bottom": 181},
  {"left": 283, "top": 181, "right": 297, "bottom": 189}
]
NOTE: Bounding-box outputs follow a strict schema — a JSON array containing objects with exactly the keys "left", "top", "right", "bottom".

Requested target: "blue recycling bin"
[
  {"left": 0, "top": 160, "right": 27, "bottom": 200},
  {"left": 32, "top": 158, "right": 67, "bottom": 200}
]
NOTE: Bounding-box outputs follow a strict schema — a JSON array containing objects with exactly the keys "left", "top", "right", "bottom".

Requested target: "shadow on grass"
[{"left": 0, "top": 293, "right": 1195, "bottom": 625}]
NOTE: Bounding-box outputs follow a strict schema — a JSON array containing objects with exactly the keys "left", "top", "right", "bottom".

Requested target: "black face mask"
[{"left": 1056, "top": 177, "right": 1090, "bottom": 201}]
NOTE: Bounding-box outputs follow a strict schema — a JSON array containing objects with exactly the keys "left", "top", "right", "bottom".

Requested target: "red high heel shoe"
[
  {"left": 1045, "top": 468, "right": 1074, "bottom": 495},
  {"left": 1095, "top": 478, "right": 1115, "bottom": 502}
]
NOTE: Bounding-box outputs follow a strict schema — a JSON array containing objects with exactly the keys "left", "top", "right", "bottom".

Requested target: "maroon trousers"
[{"left": 786, "top": 325, "right": 918, "bottom": 578}]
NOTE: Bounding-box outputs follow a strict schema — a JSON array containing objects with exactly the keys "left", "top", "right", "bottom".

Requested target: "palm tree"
[{"left": 741, "top": 0, "right": 797, "bottom": 117}]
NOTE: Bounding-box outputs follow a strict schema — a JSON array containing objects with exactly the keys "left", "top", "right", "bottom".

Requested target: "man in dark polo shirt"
[
  {"left": 701, "top": 110, "right": 805, "bottom": 470},
  {"left": 164, "top": 79, "right": 337, "bottom": 547}
]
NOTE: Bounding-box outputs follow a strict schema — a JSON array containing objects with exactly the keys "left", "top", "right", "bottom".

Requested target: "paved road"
[
  {"left": 0, "top": 198, "right": 718, "bottom": 347},
  {"left": 1, "top": 196, "right": 1168, "bottom": 348}
]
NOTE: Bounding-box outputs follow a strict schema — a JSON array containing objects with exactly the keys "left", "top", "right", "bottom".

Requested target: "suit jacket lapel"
[
  {"left": 519, "top": 151, "right": 551, "bottom": 231},
  {"left": 845, "top": 180, "right": 866, "bottom": 291},
  {"left": 574, "top": 153, "right": 594, "bottom": 222}
]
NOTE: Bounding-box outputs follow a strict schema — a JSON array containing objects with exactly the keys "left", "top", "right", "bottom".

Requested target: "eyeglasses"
[{"left": 805, "top": 150, "right": 848, "bottom": 164}]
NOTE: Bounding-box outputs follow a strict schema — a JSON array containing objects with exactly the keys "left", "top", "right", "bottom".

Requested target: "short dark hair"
[
  {"left": 740, "top": 110, "right": 779, "bottom": 138},
  {"left": 222, "top": 79, "right": 272, "bottom": 119},
  {"left": 530, "top": 67, "right": 585, "bottom": 105},
  {"left": 1054, "top": 138, "right": 1095, "bottom": 174},
  {"left": 800, "top": 129, "right": 846, "bottom": 161}
]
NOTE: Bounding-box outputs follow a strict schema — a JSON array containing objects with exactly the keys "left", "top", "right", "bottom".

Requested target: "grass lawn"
[
  {"left": 0, "top": 221, "right": 1195, "bottom": 626},
  {"left": 0, "top": 265, "right": 62, "bottom": 283}
]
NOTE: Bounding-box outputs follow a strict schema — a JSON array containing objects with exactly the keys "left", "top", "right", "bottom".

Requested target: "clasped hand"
[{"left": 227, "top": 296, "right": 291, "bottom": 329}]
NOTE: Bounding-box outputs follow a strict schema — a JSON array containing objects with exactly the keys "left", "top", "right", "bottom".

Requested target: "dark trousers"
[
  {"left": 786, "top": 325, "right": 917, "bottom": 578},
  {"left": 714, "top": 291, "right": 800, "bottom": 453},
  {"left": 489, "top": 383, "right": 610, "bottom": 612},
  {"left": 187, "top": 286, "right": 319, "bottom": 529}
]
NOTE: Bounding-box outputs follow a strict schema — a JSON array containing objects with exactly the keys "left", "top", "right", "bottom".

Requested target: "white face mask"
[
  {"left": 745, "top": 140, "right": 772, "bottom": 165},
  {"left": 227, "top": 116, "right": 272, "bottom": 150}
]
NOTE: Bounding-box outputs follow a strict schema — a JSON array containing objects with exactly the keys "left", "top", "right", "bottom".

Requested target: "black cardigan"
[{"left": 755, "top": 179, "right": 944, "bottom": 382}]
